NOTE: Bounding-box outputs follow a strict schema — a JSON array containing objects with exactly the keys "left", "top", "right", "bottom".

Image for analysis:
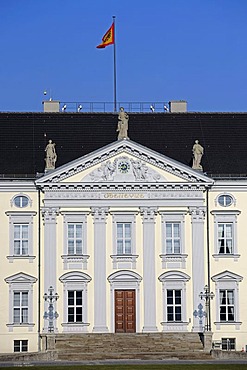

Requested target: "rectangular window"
[
  {"left": 167, "top": 289, "right": 182, "bottom": 322},
  {"left": 222, "top": 338, "right": 236, "bottom": 351},
  {"left": 220, "top": 289, "right": 235, "bottom": 321},
  {"left": 14, "top": 340, "right": 28, "bottom": 352},
  {"left": 117, "top": 223, "right": 132, "bottom": 255},
  {"left": 165, "top": 223, "right": 181, "bottom": 254},
  {"left": 217, "top": 223, "right": 233, "bottom": 254},
  {"left": 14, "top": 225, "right": 29, "bottom": 255},
  {"left": 68, "top": 290, "right": 83, "bottom": 323},
  {"left": 67, "top": 224, "right": 83, "bottom": 255},
  {"left": 13, "top": 292, "right": 28, "bottom": 324}
]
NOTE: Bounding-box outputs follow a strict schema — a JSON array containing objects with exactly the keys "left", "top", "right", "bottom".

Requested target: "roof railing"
[{"left": 59, "top": 101, "right": 170, "bottom": 113}]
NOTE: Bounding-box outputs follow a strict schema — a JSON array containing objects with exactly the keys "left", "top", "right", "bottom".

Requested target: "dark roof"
[{"left": 1, "top": 112, "right": 247, "bottom": 178}]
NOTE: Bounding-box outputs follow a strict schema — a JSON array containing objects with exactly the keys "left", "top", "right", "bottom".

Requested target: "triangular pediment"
[
  {"left": 5, "top": 272, "right": 37, "bottom": 284},
  {"left": 212, "top": 270, "right": 243, "bottom": 282},
  {"left": 36, "top": 139, "right": 214, "bottom": 187}
]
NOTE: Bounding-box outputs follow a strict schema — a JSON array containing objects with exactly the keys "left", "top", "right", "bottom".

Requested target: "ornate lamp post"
[
  {"left": 43, "top": 286, "right": 59, "bottom": 333},
  {"left": 199, "top": 285, "right": 214, "bottom": 331}
]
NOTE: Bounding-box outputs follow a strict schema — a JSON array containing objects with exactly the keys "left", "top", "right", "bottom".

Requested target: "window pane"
[
  {"left": 14, "top": 241, "right": 21, "bottom": 254},
  {"left": 76, "top": 307, "right": 82, "bottom": 322},
  {"left": 68, "top": 307, "right": 74, "bottom": 322},
  {"left": 14, "top": 292, "right": 20, "bottom": 306},
  {"left": 124, "top": 223, "right": 131, "bottom": 237},
  {"left": 22, "top": 241, "right": 28, "bottom": 254},
  {"left": 14, "top": 308, "right": 20, "bottom": 323},
  {"left": 14, "top": 340, "right": 20, "bottom": 352},
  {"left": 68, "top": 291, "right": 74, "bottom": 305},
  {"left": 22, "top": 340, "right": 28, "bottom": 352},
  {"left": 22, "top": 225, "right": 28, "bottom": 238},
  {"left": 76, "top": 225, "right": 82, "bottom": 238},
  {"left": 22, "top": 292, "right": 28, "bottom": 306},
  {"left": 117, "top": 240, "right": 123, "bottom": 254},
  {"left": 175, "top": 307, "right": 182, "bottom": 321},
  {"left": 166, "top": 240, "right": 172, "bottom": 254},
  {"left": 175, "top": 290, "right": 181, "bottom": 304},
  {"left": 14, "top": 225, "right": 20, "bottom": 238},
  {"left": 228, "top": 307, "right": 235, "bottom": 321},
  {"left": 218, "top": 224, "right": 224, "bottom": 237},
  {"left": 22, "top": 308, "right": 28, "bottom": 323},
  {"left": 117, "top": 224, "right": 123, "bottom": 238},
  {"left": 68, "top": 225, "right": 74, "bottom": 238},
  {"left": 166, "top": 224, "right": 172, "bottom": 237},
  {"left": 173, "top": 224, "right": 180, "bottom": 237},
  {"left": 76, "top": 240, "right": 82, "bottom": 254},
  {"left": 68, "top": 240, "right": 74, "bottom": 254},
  {"left": 227, "top": 291, "right": 234, "bottom": 304},
  {"left": 125, "top": 240, "right": 131, "bottom": 254},
  {"left": 226, "top": 224, "right": 232, "bottom": 237},
  {"left": 76, "top": 291, "right": 82, "bottom": 305},
  {"left": 174, "top": 240, "right": 181, "bottom": 254}
]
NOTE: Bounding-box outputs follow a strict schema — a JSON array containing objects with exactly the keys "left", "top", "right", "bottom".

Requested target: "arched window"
[
  {"left": 159, "top": 271, "right": 190, "bottom": 331},
  {"left": 59, "top": 271, "right": 91, "bottom": 333}
]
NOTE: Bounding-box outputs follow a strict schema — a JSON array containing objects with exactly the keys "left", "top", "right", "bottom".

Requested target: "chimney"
[
  {"left": 169, "top": 100, "right": 187, "bottom": 113},
  {"left": 43, "top": 100, "right": 60, "bottom": 112}
]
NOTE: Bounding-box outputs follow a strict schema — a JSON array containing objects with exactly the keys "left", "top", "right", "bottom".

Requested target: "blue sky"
[{"left": 1, "top": 0, "right": 247, "bottom": 112}]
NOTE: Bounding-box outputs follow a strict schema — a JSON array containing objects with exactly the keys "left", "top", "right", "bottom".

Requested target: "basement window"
[
  {"left": 222, "top": 338, "right": 236, "bottom": 351},
  {"left": 14, "top": 340, "right": 28, "bottom": 352}
]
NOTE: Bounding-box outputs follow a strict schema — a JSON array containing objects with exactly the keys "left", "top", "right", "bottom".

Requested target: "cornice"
[{"left": 39, "top": 182, "right": 207, "bottom": 192}]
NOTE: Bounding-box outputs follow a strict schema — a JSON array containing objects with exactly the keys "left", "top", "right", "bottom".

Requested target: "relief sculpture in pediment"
[{"left": 85, "top": 156, "right": 164, "bottom": 182}]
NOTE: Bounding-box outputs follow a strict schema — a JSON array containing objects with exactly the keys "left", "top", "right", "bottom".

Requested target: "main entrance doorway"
[{"left": 115, "top": 290, "right": 136, "bottom": 333}]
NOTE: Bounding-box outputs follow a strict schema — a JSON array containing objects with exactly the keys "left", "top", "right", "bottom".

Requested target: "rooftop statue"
[
  {"left": 45, "top": 139, "right": 57, "bottom": 170},
  {"left": 117, "top": 107, "right": 129, "bottom": 140},
  {"left": 192, "top": 140, "right": 204, "bottom": 171}
]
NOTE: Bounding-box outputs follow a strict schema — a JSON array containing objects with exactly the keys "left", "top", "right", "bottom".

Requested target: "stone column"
[
  {"left": 91, "top": 207, "right": 109, "bottom": 333},
  {"left": 42, "top": 207, "right": 59, "bottom": 332},
  {"left": 140, "top": 207, "right": 158, "bottom": 332},
  {"left": 189, "top": 206, "right": 206, "bottom": 332}
]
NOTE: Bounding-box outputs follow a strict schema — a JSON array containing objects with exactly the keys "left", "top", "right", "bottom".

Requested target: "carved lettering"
[{"left": 104, "top": 193, "right": 145, "bottom": 199}]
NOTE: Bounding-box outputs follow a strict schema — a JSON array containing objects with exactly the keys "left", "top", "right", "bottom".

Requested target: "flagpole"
[{"left": 113, "top": 16, "right": 117, "bottom": 112}]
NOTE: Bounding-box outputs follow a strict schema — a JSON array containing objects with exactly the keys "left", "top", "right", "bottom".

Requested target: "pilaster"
[
  {"left": 42, "top": 207, "right": 59, "bottom": 332},
  {"left": 91, "top": 207, "right": 109, "bottom": 332},
  {"left": 189, "top": 206, "right": 206, "bottom": 332},
  {"left": 140, "top": 207, "right": 158, "bottom": 332}
]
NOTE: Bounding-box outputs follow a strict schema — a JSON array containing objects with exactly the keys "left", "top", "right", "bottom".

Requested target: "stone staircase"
[{"left": 54, "top": 333, "right": 212, "bottom": 361}]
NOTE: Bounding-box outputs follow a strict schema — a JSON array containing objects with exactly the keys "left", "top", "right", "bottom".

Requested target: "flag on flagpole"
[{"left": 96, "top": 22, "right": 115, "bottom": 48}]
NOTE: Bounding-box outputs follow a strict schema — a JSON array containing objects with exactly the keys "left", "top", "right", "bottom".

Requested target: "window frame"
[
  {"left": 11, "top": 194, "right": 32, "bottom": 208},
  {"left": 216, "top": 193, "right": 235, "bottom": 207},
  {"left": 13, "top": 291, "right": 29, "bottom": 324},
  {"left": 222, "top": 338, "right": 236, "bottom": 351},
  {"left": 166, "top": 289, "right": 182, "bottom": 322},
  {"left": 212, "top": 270, "right": 242, "bottom": 330},
  {"left": 159, "top": 271, "right": 190, "bottom": 331},
  {"left": 59, "top": 272, "right": 91, "bottom": 332},
  {"left": 111, "top": 213, "right": 138, "bottom": 269},
  {"left": 219, "top": 289, "right": 235, "bottom": 322},
  {"left": 211, "top": 210, "right": 240, "bottom": 260},
  {"left": 14, "top": 340, "right": 28, "bottom": 352},
  {"left": 61, "top": 213, "right": 89, "bottom": 270},
  {"left": 6, "top": 212, "right": 36, "bottom": 262},
  {"left": 5, "top": 273, "right": 37, "bottom": 330},
  {"left": 159, "top": 212, "right": 187, "bottom": 269}
]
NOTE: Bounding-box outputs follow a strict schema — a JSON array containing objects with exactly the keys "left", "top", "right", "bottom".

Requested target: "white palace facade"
[{"left": 0, "top": 136, "right": 246, "bottom": 354}]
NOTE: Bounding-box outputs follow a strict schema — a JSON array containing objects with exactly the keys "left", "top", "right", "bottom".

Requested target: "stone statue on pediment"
[
  {"left": 117, "top": 107, "right": 129, "bottom": 140},
  {"left": 192, "top": 140, "right": 204, "bottom": 171},
  {"left": 45, "top": 139, "right": 57, "bottom": 170}
]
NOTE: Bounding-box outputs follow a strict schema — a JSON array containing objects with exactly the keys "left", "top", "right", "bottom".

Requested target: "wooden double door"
[{"left": 115, "top": 290, "right": 136, "bottom": 333}]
